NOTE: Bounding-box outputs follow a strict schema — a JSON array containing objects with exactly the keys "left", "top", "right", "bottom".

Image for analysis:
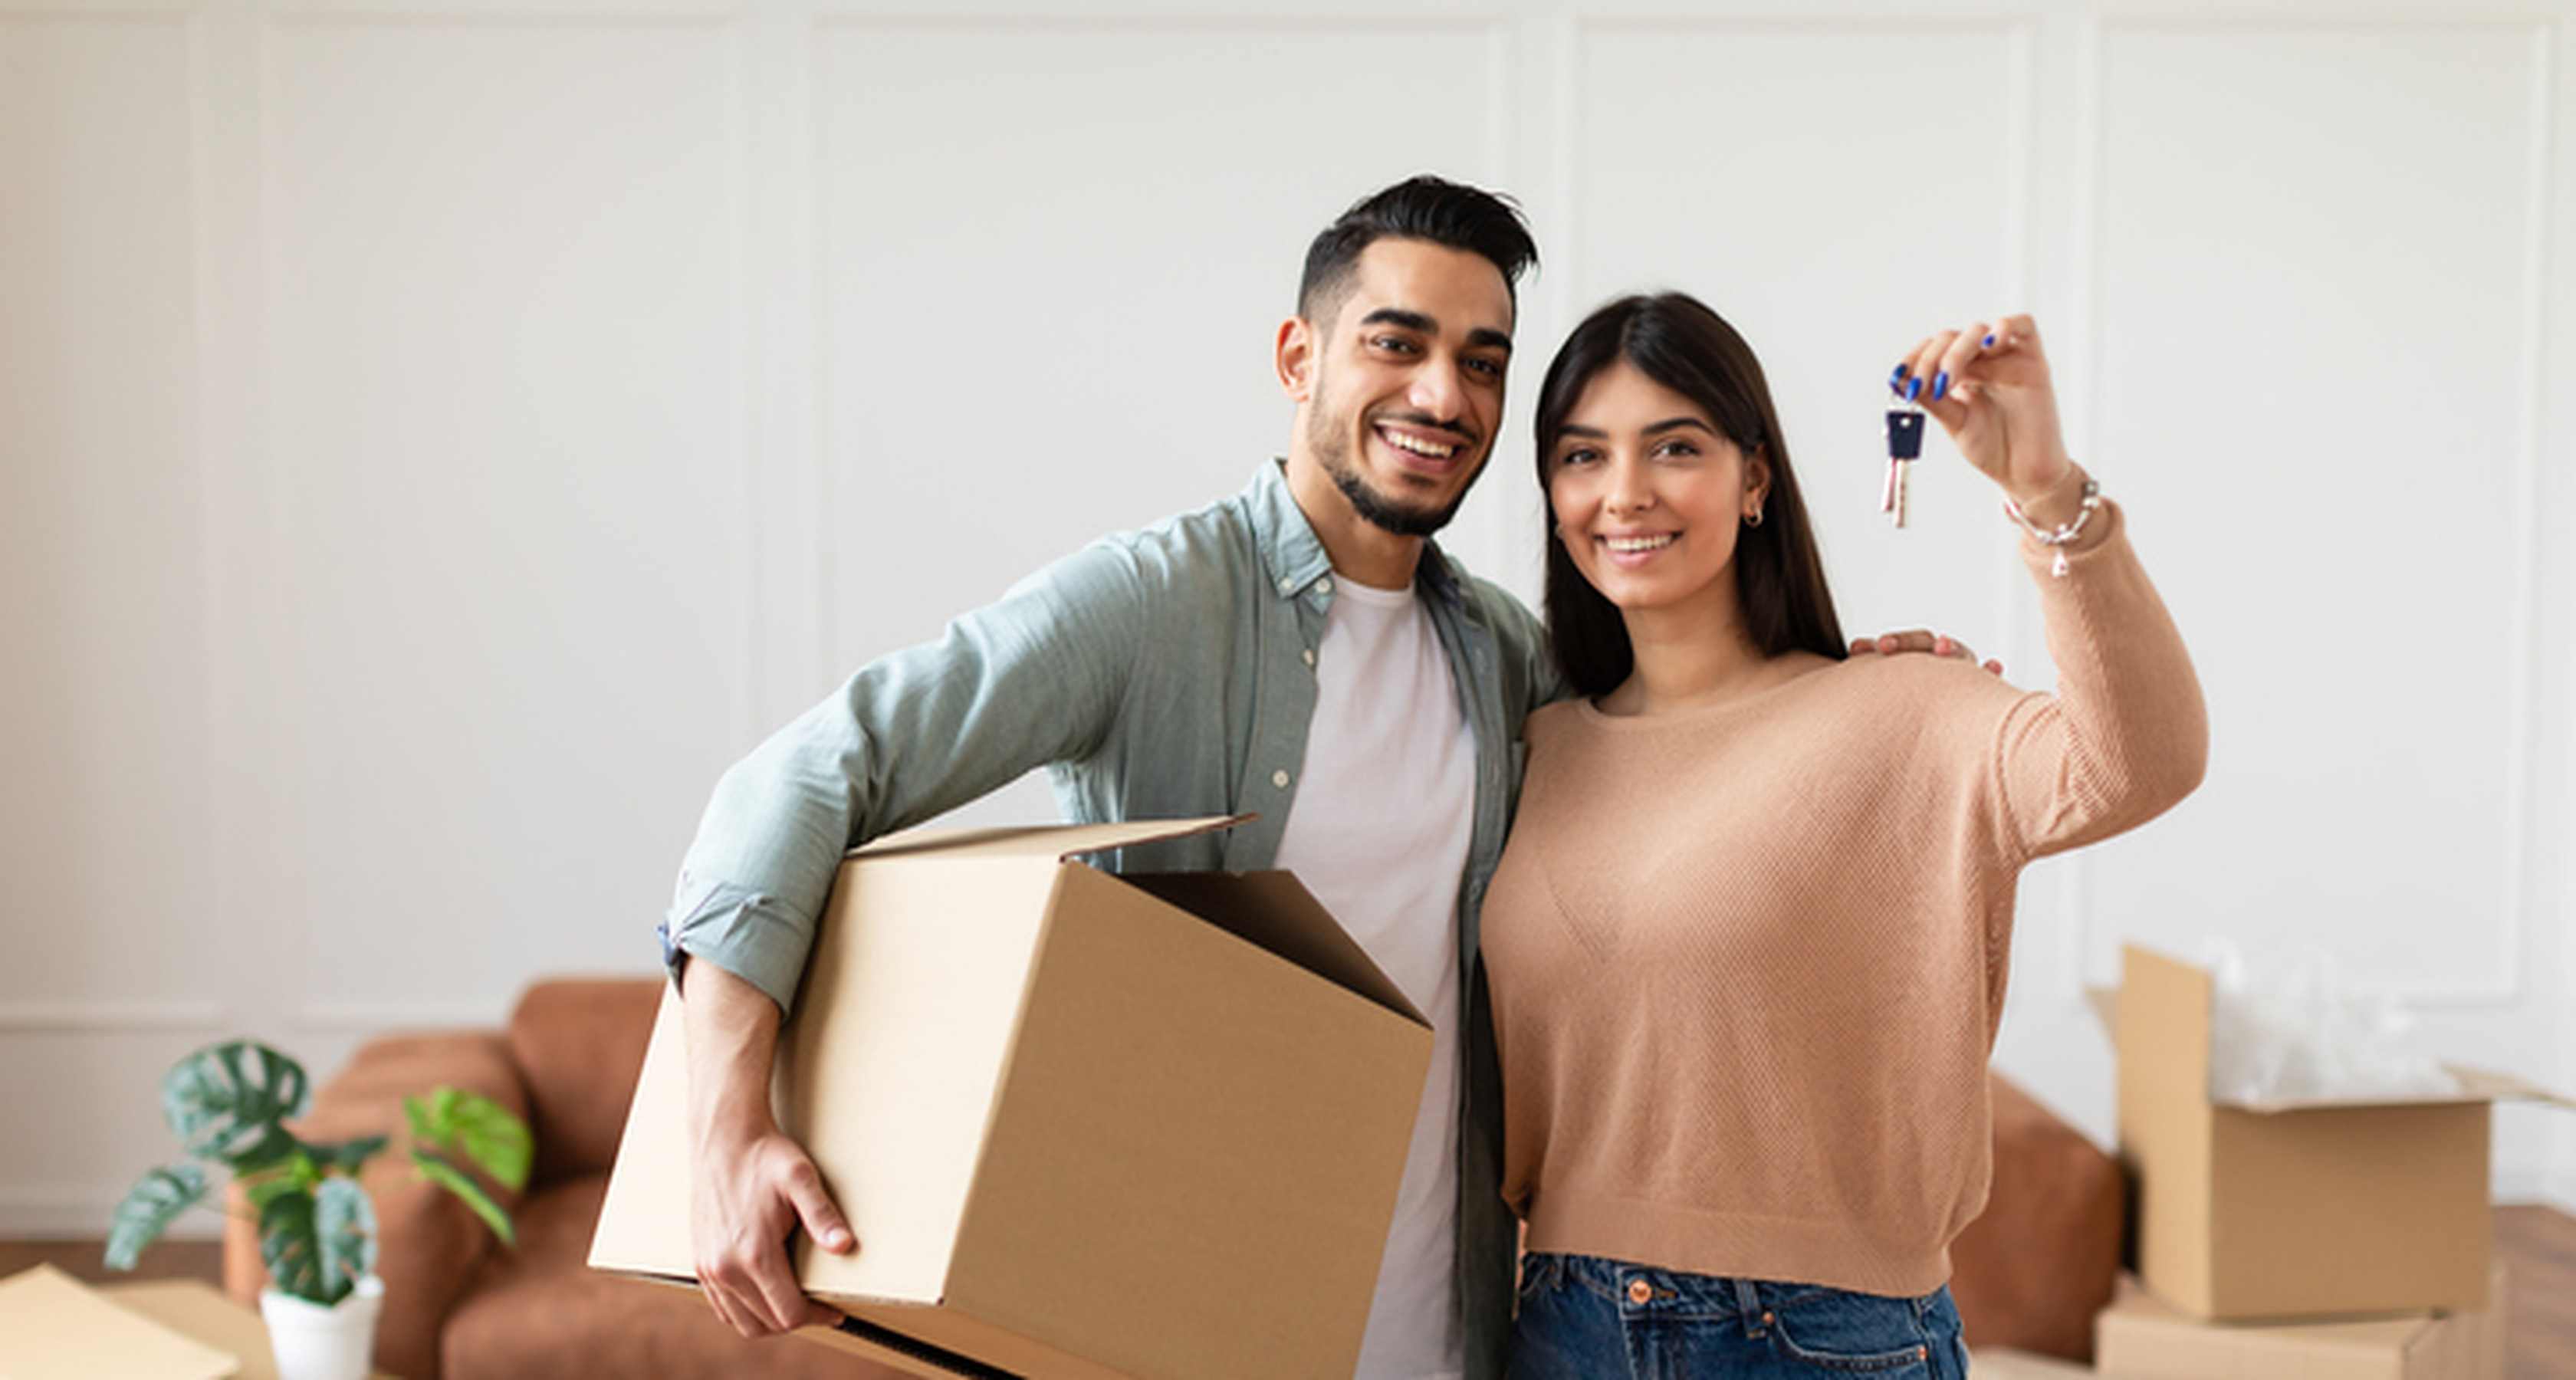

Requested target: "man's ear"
[{"left": 1276, "top": 317, "right": 1316, "bottom": 402}]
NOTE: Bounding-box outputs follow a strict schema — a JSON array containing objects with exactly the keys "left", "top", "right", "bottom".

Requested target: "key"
[{"left": 1884, "top": 407, "right": 1924, "bottom": 528}]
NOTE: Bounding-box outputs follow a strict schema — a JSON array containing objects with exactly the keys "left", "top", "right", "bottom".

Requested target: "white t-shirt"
[{"left": 1271, "top": 573, "right": 1476, "bottom": 1380}]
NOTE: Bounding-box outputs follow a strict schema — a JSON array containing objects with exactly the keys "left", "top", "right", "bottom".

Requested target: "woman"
[{"left": 1483, "top": 294, "right": 2206, "bottom": 1378}]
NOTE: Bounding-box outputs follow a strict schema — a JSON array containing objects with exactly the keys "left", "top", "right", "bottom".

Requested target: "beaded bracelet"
[{"left": 2003, "top": 475, "right": 2102, "bottom": 578}]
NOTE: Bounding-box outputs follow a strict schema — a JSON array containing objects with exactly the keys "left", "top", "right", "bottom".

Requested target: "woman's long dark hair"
[{"left": 1534, "top": 292, "right": 1847, "bottom": 697}]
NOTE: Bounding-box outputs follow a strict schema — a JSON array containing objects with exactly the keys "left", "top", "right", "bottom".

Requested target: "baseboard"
[
  {"left": 0, "top": 1189, "right": 223, "bottom": 1243},
  {"left": 2493, "top": 1165, "right": 2576, "bottom": 1217}
]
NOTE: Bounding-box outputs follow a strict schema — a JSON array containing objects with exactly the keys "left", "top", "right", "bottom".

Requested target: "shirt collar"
[{"left": 1246, "top": 458, "right": 1464, "bottom": 608}]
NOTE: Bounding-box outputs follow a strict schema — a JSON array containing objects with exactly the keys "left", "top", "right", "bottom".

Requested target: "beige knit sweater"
[{"left": 1482, "top": 501, "right": 2206, "bottom": 1298}]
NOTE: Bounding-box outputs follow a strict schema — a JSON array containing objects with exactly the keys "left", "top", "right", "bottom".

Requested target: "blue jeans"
[{"left": 1508, "top": 1252, "right": 1970, "bottom": 1378}]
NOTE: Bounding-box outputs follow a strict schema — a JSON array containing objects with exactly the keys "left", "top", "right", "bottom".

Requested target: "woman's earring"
[{"left": 1744, "top": 506, "right": 1765, "bottom": 528}]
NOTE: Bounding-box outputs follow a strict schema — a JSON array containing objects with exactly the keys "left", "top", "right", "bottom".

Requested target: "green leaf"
[
  {"left": 414, "top": 1086, "right": 461, "bottom": 1141},
  {"left": 304, "top": 1134, "right": 389, "bottom": 1176},
  {"left": 259, "top": 1188, "right": 338, "bottom": 1306},
  {"left": 104, "top": 1164, "right": 208, "bottom": 1270},
  {"left": 162, "top": 1042, "right": 308, "bottom": 1168},
  {"left": 314, "top": 1178, "right": 376, "bottom": 1297},
  {"left": 432, "top": 1089, "right": 531, "bottom": 1192},
  {"left": 401, "top": 1093, "right": 435, "bottom": 1145},
  {"left": 243, "top": 1170, "right": 304, "bottom": 1215},
  {"left": 412, "top": 1148, "right": 515, "bottom": 1248}
]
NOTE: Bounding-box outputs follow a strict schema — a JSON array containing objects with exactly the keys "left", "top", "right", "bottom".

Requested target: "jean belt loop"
[{"left": 1732, "top": 1278, "right": 1766, "bottom": 1338}]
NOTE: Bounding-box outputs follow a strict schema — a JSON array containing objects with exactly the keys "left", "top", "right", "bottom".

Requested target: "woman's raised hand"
[{"left": 1893, "top": 314, "right": 2078, "bottom": 513}]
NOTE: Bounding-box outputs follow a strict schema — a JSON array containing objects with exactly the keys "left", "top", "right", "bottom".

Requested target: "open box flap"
[
  {"left": 853, "top": 816, "right": 1249, "bottom": 864},
  {"left": 1121, "top": 869, "right": 1426, "bottom": 1025},
  {"left": 2104, "top": 947, "right": 2576, "bottom": 1114}
]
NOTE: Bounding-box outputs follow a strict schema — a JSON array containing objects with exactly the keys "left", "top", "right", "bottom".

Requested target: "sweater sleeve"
[{"left": 1989, "top": 499, "right": 2209, "bottom": 863}]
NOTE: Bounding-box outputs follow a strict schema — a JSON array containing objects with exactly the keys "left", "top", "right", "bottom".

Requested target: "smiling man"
[
  {"left": 662, "top": 176, "right": 1964, "bottom": 1380},
  {"left": 669, "top": 177, "right": 1552, "bottom": 1380}
]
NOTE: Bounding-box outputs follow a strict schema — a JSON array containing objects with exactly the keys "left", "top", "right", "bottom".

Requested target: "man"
[{"left": 662, "top": 176, "right": 1976, "bottom": 1379}]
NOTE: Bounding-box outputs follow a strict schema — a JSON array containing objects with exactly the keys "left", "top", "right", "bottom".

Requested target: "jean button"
[{"left": 1625, "top": 1279, "right": 1652, "bottom": 1306}]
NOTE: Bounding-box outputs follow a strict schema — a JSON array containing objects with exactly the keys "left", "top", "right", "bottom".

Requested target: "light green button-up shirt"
[{"left": 663, "top": 458, "right": 1566, "bottom": 1379}]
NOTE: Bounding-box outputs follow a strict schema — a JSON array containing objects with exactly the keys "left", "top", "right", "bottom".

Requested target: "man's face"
[{"left": 1295, "top": 238, "right": 1515, "bottom": 537}]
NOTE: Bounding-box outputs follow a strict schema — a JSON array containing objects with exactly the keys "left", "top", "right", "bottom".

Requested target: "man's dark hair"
[{"left": 1297, "top": 175, "right": 1538, "bottom": 327}]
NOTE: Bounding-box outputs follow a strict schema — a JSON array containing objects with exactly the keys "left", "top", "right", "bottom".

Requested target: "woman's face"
[{"left": 1546, "top": 359, "right": 1767, "bottom": 616}]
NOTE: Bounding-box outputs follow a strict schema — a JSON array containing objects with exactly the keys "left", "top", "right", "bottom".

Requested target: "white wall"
[{"left": 5, "top": 0, "right": 2570, "bottom": 1236}]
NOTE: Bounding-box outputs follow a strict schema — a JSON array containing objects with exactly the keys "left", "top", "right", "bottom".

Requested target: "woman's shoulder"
[
  {"left": 1830, "top": 642, "right": 2041, "bottom": 754},
  {"left": 1523, "top": 695, "right": 1590, "bottom": 743}
]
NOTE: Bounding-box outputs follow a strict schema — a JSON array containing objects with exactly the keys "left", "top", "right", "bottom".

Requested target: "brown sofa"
[{"left": 225, "top": 978, "right": 2120, "bottom": 1377}]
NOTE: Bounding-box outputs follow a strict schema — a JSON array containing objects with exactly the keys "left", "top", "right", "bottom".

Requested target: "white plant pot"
[{"left": 259, "top": 1274, "right": 383, "bottom": 1380}]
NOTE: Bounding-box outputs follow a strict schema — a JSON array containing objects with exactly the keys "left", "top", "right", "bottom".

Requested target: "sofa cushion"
[
  {"left": 1947, "top": 1074, "right": 2124, "bottom": 1363},
  {"left": 444, "top": 1172, "right": 907, "bottom": 1380},
  {"left": 508, "top": 978, "right": 662, "bottom": 1184}
]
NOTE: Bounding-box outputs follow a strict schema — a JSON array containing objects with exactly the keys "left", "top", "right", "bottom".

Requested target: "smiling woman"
[
  {"left": 1485, "top": 291, "right": 2208, "bottom": 1380},
  {"left": 1531, "top": 294, "right": 1844, "bottom": 704}
]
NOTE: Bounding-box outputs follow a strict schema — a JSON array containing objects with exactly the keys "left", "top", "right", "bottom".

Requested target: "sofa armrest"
[
  {"left": 222, "top": 1030, "right": 530, "bottom": 1380},
  {"left": 1949, "top": 1073, "right": 2124, "bottom": 1365}
]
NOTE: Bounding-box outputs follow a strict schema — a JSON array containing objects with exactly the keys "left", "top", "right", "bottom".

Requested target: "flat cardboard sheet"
[
  {"left": 1965, "top": 1348, "right": 2093, "bottom": 1378},
  {"left": 0, "top": 1266, "right": 239, "bottom": 1380}
]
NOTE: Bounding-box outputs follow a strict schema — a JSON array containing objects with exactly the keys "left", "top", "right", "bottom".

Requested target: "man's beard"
[{"left": 1306, "top": 388, "right": 1475, "bottom": 540}]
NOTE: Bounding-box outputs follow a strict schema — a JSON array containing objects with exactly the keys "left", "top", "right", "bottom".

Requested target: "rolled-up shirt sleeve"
[{"left": 662, "top": 539, "right": 1146, "bottom": 1014}]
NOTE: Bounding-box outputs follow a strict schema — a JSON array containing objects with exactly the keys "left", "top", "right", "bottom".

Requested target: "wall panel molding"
[
  {"left": 0, "top": 1002, "right": 230, "bottom": 1033},
  {"left": 0, "top": 1187, "right": 225, "bottom": 1240},
  {"left": 2068, "top": 17, "right": 2550, "bottom": 1008},
  {"left": 803, "top": 11, "right": 1514, "bottom": 681},
  {"left": 0, "top": 7, "right": 189, "bottom": 18},
  {"left": 291, "top": 1002, "right": 507, "bottom": 1032}
]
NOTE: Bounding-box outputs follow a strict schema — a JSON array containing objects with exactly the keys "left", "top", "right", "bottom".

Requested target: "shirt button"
[
  {"left": 1301, "top": 649, "right": 1316, "bottom": 667},
  {"left": 1271, "top": 769, "right": 1290, "bottom": 789},
  {"left": 1278, "top": 577, "right": 1295, "bottom": 593},
  {"left": 1625, "top": 1279, "right": 1651, "bottom": 1306},
  {"left": 1315, "top": 577, "right": 1332, "bottom": 594}
]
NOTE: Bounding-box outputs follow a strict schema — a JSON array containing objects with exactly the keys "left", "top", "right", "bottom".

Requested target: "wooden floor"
[
  {"left": 2502, "top": 1204, "right": 2576, "bottom": 1379},
  {"left": 10, "top": 1208, "right": 2576, "bottom": 1375}
]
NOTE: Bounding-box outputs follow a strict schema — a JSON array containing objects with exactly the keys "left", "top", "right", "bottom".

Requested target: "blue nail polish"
[
  {"left": 1893, "top": 363, "right": 1911, "bottom": 381},
  {"left": 1905, "top": 377, "right": 1921, "bottom": 401},
  {"left": 1981, "top": 333, "right": 1996, "bottom": 348},
  {"left": 1933, "top": 371, "right": 1950, "bottom": 400}
]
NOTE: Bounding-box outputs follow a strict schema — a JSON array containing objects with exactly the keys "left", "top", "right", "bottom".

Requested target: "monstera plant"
[{"left": 105, "top": 1040, "right": 531, "bottom": 1305}]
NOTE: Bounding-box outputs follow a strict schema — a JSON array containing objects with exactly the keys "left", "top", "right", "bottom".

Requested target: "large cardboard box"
[
  {"left": 2095, "top": 1268, "right": 2507, "bottom": 1379},
  {"left": 589, "top": 816, "right": 1436, "bottom": 1379},
  {"left": 2110, "top": 945, "right": 2573, "bottom": 1321}
]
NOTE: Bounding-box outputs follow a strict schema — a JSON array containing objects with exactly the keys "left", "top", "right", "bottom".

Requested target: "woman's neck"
[{"left": 1602, "top": 590, "right": 1777, "bottom": 717}]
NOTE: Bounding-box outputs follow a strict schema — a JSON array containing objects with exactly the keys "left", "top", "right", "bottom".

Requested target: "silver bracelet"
[{"left": 2002, "top": 475, "right": 2102, "bottom": 578}]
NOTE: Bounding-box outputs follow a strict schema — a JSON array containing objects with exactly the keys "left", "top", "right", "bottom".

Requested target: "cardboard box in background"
[
  {"left": 2108, "top": 945, "right": 2574, "bottom": 1321},
  {"left": 590, "top": 817, "right": 1436, "bottom": 1380},
  {"left": 2095, "top": 1267, "right": 2507, "bottom": 1380}
]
